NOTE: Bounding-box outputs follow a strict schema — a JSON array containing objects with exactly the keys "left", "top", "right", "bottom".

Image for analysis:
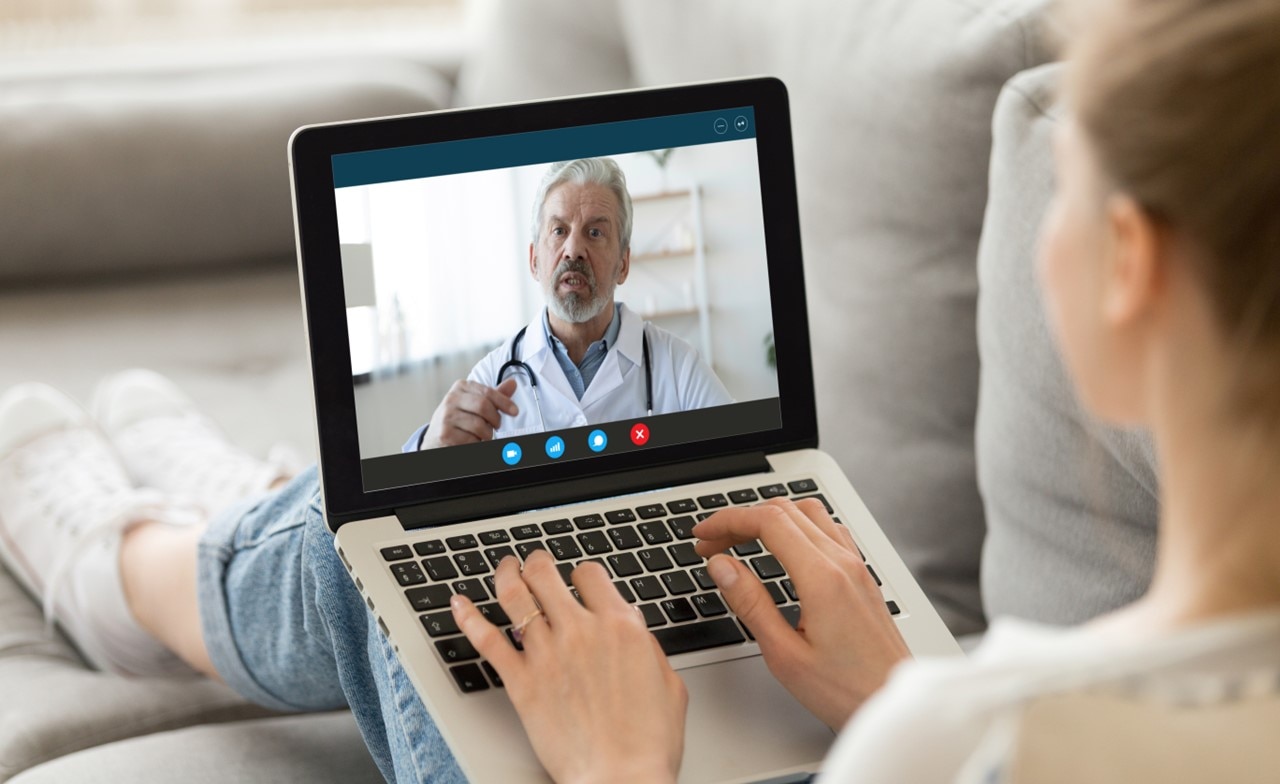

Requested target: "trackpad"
[{"left": 679, "top": 655, "right": 833, "bottom": 783}]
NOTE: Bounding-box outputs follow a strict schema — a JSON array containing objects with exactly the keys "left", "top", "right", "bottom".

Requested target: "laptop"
[{"left": 288, "top": 77, "right": 961, "bottom": 783}]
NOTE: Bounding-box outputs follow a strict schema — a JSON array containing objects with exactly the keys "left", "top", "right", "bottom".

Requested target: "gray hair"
[{"left": 530, "top": 157, "right": 633, "bottom": 252}]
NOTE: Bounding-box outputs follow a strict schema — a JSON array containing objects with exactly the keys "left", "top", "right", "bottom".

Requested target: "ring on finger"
[{"left": 510, "top": 608, "right": 546, "bottom": 644}]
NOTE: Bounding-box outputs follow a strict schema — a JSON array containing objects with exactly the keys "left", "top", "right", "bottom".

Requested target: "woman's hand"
[
  {"left": 453, "top": 550, "right": 687, "bottom": 784},
  {"left": 694, "top": 498, "right": 910, "bottom": 730}
]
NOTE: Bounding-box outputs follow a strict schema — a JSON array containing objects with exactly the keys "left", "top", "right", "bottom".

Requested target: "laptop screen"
[
  {"left": 334, "top": 108, "right": 782, "bottom": 493},
  {"left": 291, "top": 78, "right": 815, "bottom": 524}
]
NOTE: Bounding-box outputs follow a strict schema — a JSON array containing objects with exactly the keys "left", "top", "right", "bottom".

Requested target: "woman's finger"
[
  {"left": 453, "top": 593, "right": 523, "bottom": 677},
  {"left": 520, "top": 549, "right": 583, "bottom": 622},
  {"left": 572, "top": 560, "right": 627, "bottom": 614}
]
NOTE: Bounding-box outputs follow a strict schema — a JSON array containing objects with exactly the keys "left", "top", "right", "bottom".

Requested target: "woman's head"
[{"left": 1039, "top": 0, "right": 1280, "bottom": 429}]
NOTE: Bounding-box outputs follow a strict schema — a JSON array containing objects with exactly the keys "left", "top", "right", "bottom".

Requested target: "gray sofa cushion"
[
  {"left": 461, "top": 0, "right": 1056, "bottom": 635},
  {"left": 0, "top": 562, "right": 276, "bottom": 783},
  {"left": 8, "top": 711, "right": 380, "bottom": 784},
  {"left": 0, "top": 59, "right": 449, "bottom": 284},
  {"left": 975, "top": 63, "right": 1159, "bottom": 624}
]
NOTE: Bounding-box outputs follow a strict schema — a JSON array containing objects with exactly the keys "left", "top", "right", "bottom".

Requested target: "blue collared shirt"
[{"left": 543, "top": 304, "right": 623, "bottom": 400}]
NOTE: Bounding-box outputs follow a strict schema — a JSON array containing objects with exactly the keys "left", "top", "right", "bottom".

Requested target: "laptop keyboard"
[{"left": 377, "top": 477, "right": 902, "bottom": 695}]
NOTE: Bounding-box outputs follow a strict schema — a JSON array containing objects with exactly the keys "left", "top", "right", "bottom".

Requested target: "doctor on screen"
[{"left": 405, "top": 157, "right": 732, "bottom": 451}]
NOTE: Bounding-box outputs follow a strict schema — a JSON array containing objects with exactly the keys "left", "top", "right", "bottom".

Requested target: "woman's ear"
[{"left": 1103, "top": 194, "right": 1165, "bottom": 328}]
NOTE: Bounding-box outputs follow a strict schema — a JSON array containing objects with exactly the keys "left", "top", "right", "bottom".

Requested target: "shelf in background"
[
  {"left": 632, "top": 247, "right": 699, "bottom": 263},
  {"left": 631, "top": 189, "right": 693, "bottom": 204}
]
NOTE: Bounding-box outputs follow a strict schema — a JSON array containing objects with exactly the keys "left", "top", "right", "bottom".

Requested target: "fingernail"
[
  {"left": 708, "top": 555, "right": 737, "bottom": 588},
  {"left": 450, "top": 594, "right": 466, "bottom": 613}
]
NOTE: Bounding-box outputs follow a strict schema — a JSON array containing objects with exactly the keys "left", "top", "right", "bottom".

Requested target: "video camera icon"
[{"left": 501, "top": 442, "right": 522, "bottom": 466}]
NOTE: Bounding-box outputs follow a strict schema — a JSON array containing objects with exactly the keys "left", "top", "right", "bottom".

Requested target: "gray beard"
[{"left": 544, "top": 258, "right": 610, "bottom": 323}]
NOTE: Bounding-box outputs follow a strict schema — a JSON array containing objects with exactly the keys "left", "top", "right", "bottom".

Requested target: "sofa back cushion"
[
  {"left": 977, "top": 64, "right": 1158, "bottom": 623},
  {"left": 0, "top": 59, "right": 449, "bottom": 284},
  {"left": 460, "top": 0, "right": 1055, "bottom": 634}
]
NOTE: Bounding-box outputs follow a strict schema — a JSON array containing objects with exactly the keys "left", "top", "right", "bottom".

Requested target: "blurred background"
[{"left": 341, "top": 141, "right": 779, "bottom": 458}]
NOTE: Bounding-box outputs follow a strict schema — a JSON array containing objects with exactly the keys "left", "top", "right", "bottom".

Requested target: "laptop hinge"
[{"left": 395, "top": 451, "right": 771, "bottom": 530}]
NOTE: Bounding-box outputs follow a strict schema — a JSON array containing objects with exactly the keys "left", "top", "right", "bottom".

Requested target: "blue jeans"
[{"left": 196, "top": 466, "right": 466, "bottom": 784}]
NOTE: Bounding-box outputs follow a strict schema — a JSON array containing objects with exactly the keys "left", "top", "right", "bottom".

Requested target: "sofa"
[{"left": 1, "top": 1, "right": 1161, "bottom": 780}]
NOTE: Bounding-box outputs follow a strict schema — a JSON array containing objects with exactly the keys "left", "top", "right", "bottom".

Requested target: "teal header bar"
[{"left": 332, "top": 106, "right": 756, "bottom": 189}]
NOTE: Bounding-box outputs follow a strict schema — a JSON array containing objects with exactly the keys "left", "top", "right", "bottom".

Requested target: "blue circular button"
[
  {"left": 713, "top": 117, "right": 729, "bottom": 134},
  {"left": 587, "top": 429, "right": 608, "bottom": 452},
  {"left": 501, "top": 442, "right": 522, "bottom": 466},
  {"left": 544, "top": 435, "right": 566, "bottom": 459}
]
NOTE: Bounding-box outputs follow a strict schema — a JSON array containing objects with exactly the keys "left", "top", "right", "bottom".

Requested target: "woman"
[{"left": 448, "top": 0, "right": 1280, "bottom": 779}]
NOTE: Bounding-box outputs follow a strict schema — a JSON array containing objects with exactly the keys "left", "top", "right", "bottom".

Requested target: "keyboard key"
[
  {"left": 607, "top": 552, "right": 643, "bottom": 577},
  {"left": 867, "top": 564, "right": 882, "bottom": 586},
  {"left": 732, "top": 540, "right": 763, "bottom": 557},
  {"left": 446, "top": 534, "right": 478, "bottom": 551},
  {"left": 404, "top": 584, "right": 452, "bottom": 612},
  {"left": 505, "top": 628, "right": 525, "bottom": 651},
  {"left": 510, "top": 524, "right": 541, "bottom": 540},
  {"left": 667, "top": 516, "right": 696, "bottom": 540},
  {"left": 728, "top": 489, "right": 759, "bottom": 504},
  {"left": 795, "top": 494, "right": 834, "bottom": 514},
  {"left": 547, "top": 536, "right": 582, "bottom": 561},
  {"left": 764, "top": 581, "right": 787, "bottom": 605},
  {"left": 381, "top": 545, "right": 413, "bottom": 561},
  {"left": 450, "top": 663, "right": 489, "bottom": 693},
  {"left": 614, "top": 581, "right": 636, "bottom": 603},
  {"left": 576, "top": 531, "right": 613, "bottom": 556},
  {"left": 887, "top": 600, "right": 901, "bottom": 616},
  {"left": 515, "top": 541, "right": 546, "bottom": 560},
  {"left": 661, "top": 571, "right": 696, "bottom": 596},
  {"left": 607, "top": 526, "right": 643, "bottom": 550},
  {"left": 780, "top": 604, "right": 802, "bottom": 629},
  {"left": 556, "top": 562, "right": 575, "bottom": 585},
  {"left": 477, "top": 602, "right": 511, "bottom": 625},
  {"left": 661, "top": 597, "right": 697, "bottom": 623},
  {"left": 782, "top": 578, "right": 798, "bottom": 602},
  {"left": 787, "top": 479, "right": 818, "bottom": 494},
  {"left": 638, "top": 522, "right": 673, "bottom": 545},
  {"left": 750, "top": 555, "right": 787, "bottom": 580},
  {"left": 639, "top": 603, "right": 666, "bottom": 628},
  {"left": 696, "top": 512, "right": 715, "bottom": 522},
  {"left": 391, "top": 562, "right": 427, "bottom": 586},
  {"left": 420, "top": 610, "right": 459, "bottom": 637},
  {"left": 542, "top": 519, "right": 573, "bottom": 535},
  {"left": 691, "top": 567, "right": 716, "bottom": 591},
  {"left": 630, "top": 575, "right": 666, "bottom": 601},
  {"left": 757, "top": 484, "right": 788, "bottom": 499},
  {"left": 453, "top": 551, "right": 490, "bottom": 576},
  {"left": 667, "top": 498, "right": 698, "bottom": 514},
  {"left": 482, "top": 660, "right": 504, "bottom": 688},
  {"left": 573, "top": 514, "right": 605, "bottom": 529},
  {"left": 413, "top": 540, "right": 446, "bottom": 556},
  {"left": 422, "top": 556, "right": 458, "bottom": 582},
  {"left": 484, "top": 575, "right": 497, "bottom": 597},
  {"left": 452, "top": 579, "right": 488, "bottom": 603},
  {"left": 697, "top": 493, "right": 729, "bottom": 510},
  {"left": 652, "top": 618, "right": 746, "bottom": 656},
  {"left": 692, "top": 593, "right": 728, "bottom": 617},
  {"left": 605, "top": 509, "right": 637, "bottom": 524},
  {"left": 479, "top": 530, "right": 510, "bottom": 545},
  {"left": 484, "top": 546, "right": 516, "bottom": 569},
  {"left": 639, "top": 548, "right": 674, "bottom": 572},
  {"left": 636, "top": 503, "right": 667, "bottom": 520},
  {"left": 436, "top": 636, "right": 480, "bottom": 663},
  {"left": 669, "top": 543, "right": 702, "bottom": 567}
]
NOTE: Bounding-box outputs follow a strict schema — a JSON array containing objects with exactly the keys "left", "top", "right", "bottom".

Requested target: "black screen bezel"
[{"left": 290, "top": 77, "right": 816, "bottom": 529}]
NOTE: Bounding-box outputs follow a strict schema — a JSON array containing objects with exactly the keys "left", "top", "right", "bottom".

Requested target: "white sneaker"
[
  {"left": 0, "top": 383, "right": 198, "bottom": 677},
  {"left": 92, "top": 369, "right": 298, "bottom": 519}
]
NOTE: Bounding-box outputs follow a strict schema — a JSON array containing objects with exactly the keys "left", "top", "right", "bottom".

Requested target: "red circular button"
[{"left": 629, "top": 422, "right": 650, "bottom": 446}]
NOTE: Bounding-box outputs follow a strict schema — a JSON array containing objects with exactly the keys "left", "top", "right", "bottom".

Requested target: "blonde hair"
[{"left": 1065, "top": 0, "right": 1280, "bottom": 421}]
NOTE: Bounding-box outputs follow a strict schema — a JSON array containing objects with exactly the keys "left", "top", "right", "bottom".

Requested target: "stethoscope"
[{"left": 496, "top": 322, "right": 653, "bottom": 431}]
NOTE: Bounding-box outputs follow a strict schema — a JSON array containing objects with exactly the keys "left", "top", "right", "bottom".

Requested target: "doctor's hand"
[
  {"left": 693, "top": 499, "right": 910, "bottom": 731},
  {"left": 421, "top": 377, "right": 519, "bottom": 448},
  {"left": 453, "top": 552, "right": 687, "bottom": 784}
]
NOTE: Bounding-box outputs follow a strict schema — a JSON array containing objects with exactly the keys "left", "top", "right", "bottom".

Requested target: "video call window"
[{"left": 334, "top": 111, "right": 779, "bottom": 488}]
